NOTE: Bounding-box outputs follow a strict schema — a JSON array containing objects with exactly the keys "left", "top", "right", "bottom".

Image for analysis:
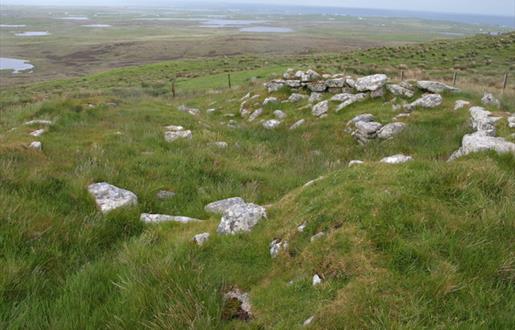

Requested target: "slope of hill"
[{"left": 0, "top": 33, "right": 514, "bottom": 329}]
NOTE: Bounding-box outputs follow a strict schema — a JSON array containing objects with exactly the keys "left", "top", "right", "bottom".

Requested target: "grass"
[{"left": 0, "top": 32, "right": 514, "bottom": 329}]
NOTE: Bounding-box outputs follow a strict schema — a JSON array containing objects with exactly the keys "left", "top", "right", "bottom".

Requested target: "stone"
[
  {"left": 404, "top": 94, "right": 443, "bottom": 111},
  {"left": 386, "top": 84, "right": 415, "bottom": 98},
  {"left": 217, "top": 203, "right": 267, "bottom": 235},
  {"left": 88, "top": 182, "right": 138, "bottom": 214},
  {"left": 30, "top": 129, "right": 45, "bottom": 137},
  {"left": 310, "top": 232, "right": 325, "bottom": 242},
  {"left": 223, "top": 288, "right": 252, "bottom": 321},
  {"left": 354, "top": 74, "right": 388, "bottom": 92},
  {"left": 380, "top": 154, "right": 413, "bottom": 164},
  {"left": 263, "top": 119, "right": 281, "bottom": 129},
  {"left": 164, "top": 125, "right": 184, "bottom": 131},
  {"left": 449, "top": 131, "right": 515, "bottom": 160},
  {"left": 297, "top": 222, "right": 307, "bottom": 232},
  {"left": 273, "top": 110, "right": 287, "bottom": 119},
  {"left": 352, "top": 121, "right": 383, "bottom": 144},
  {"left": 312, "top": 274, "right": 322, "bottom": 286},
  {"left": 325, "top": 77, "right": 346, "bottom": 88},
  {"left": 206, "top": 108, "right": 216, "bottom": 114},
  {"left": 285, "top": 79, "right": 302, "bottom": 88},
  {"left": 248, "top": 108, "right": 263, "bottom": 122},
  {"left": 454, "top": 100, "right": 471, "bottom": 111},
  {"left": 335, "top": 93, "right": 367, "bottom": 112},
  {"left": 306, "top": 81, "right": 327, "bottom": 93},
  {"left": 263, "top": 97, "right": 279, "bottom": 106},
  {"left": 304, "top": 176, "right": 325, "bottom": 187},
  {"left": 416, "top": 80, "right": 459, "bottom": 93},
  {"left": 265, "top": 80, "right": 285, "bottom": 93},
  {"left": 193, "top": 232, "right": 210, "bottom": 246},
  {"left": 330, "top": 93, "right": 354, "bottom": 102},
  {"left": 269, "top": 239, "right": 288, "bottom": 258},
  {"left": 312, "top": 100, "right": 329, "bottom": 117},
  {"left": 377, "top": 122, "right": 406, "bottom": 140},
  {"left": 288, "top": 93, "right": 307, "bottom": 103},
  {"left": 156, "top": 190, "right": 175, "bottom": 200},
  {"left": 140, "top": 213, "right": 201, "bottom": 223},
  {"left": 289, "top": 119, "right": 305, "bottom": 130},
  {"left": 240, "top": 92, "right": 251, "bottom": 102},
  {"left": 470, "top": 106, "right": 501, "bottom": 134},
  {"left": 164, "top": 130, "right": 192, "bottom": 142},
  {"left": 303, "top": 316, "right": 315, "bottom": 326},
  {"left": 345, "top": 78, "right": 356, "bottom": 89},
  {"left": 508, "top": 115, "right": 515, "bottom": 129},
  {"left": 347, "top": 113, "right": 375, "bottom": 126},
  {"left": 348, "top": 160, "right": 364, "bottom": 167},
  {"left": 308, "top": 92, "right": 322, "bottom": 104},
  {"left": 283, "top": 68, "right": 295, "bottom": 79},
  {"left": 481, "top": 92, "right": 501, "bottom": 108},
  {"left": 24, "top": 119, "right": 53, "bottom": 126},
  {"left": 28, "top": 141, "right": 42, "bottom": 150},
  {"left": 211, "top": 141, "right": 228, "bottom": 149},
  {"left": 301, "top": 69, "right": 321, "bottom": 82},
  {"left": 178, "top": 105, "right": 200, "bottom": 116},
  {"left": 205, "top": 197, "right": 245, "bottom": 215},
  {"left": 370, "top": 87, "right": 385, "bottom": 98}
]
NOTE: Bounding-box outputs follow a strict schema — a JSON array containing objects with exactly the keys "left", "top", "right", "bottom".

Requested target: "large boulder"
[
  {"left": 205, "top": 197, "right": 245, "bottom": 215},
  {"left": 386, "top": 84, "right": 415, "bottom": 98},
  {"left": 416, "top": 80, "right": 459, "bottom": 93},
  {"left": 469, "top": 106, "right": 501, "bottom": 134},
  {"left": 449, "top": 131, "right": 515, "bottom": 160},
  {"left": 404, "top": 94, "right": 442, "bottom": 111},
  {"left": 217, "top": 203, "right": 267, "bottom": 235},
  {"left": 312, "top": 100, "right": 329, "bottom": 117},
  {"left": 377, "top": 122, "right": 406, "bottom": 139},
  {"left": 140, "top": 214, "right": 201, "bottom": 223},
  {"left": 354, "top": 74, "right": 388, "bottom": 92},
  {"left": 88, "top": 182, "right": 138, "bottom": 214}
]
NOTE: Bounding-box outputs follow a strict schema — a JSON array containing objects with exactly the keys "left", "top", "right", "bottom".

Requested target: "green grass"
[{"left": 1, "top": 33, "right": 514, "bottom": 329}]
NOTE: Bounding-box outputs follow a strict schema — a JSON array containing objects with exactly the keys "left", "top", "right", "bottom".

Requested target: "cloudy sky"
[{"left": 5, "top": 0, "right": 515, "bottom": 16}]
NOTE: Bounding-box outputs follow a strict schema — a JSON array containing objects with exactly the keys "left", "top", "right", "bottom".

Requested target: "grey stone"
[
  {"left": 454, "top": 100, "right": 471, "bottom": 111},
  {"left": 306, "top": 81, "right": 327, "bottom": 92},
  {"left": 288, "top": 93, "right": 307, "bottom": 103},
  {"left": 88, "top": 182, "right": 138, "bottom": 214},
  {"left": 24, "top": 119, "right": 53, "bottom": 126},
  {"left": 263, "top": 97, "right": 279, "bottom": 106},
  {"left": 263, "top": 119, "right": 281, "bottom": 129},
  {"left": 354, "top": 74, "right": 388, "bottom": 92},
  {"left": 312, "top": 100, "right": 329, "bottom": 117},
  {"left": 310, "top": 232, "right": 325, "bottom": 242},
  {"left": 312, "top": 274, "right": 322, "bottom": 286},
  {"left": 404, "top": 94, "right": 443, "bottom": 111},
  {"left": 387, "top": 84, "right": 415, "bottom": 98},
  {"left": 273, "top": 110, "right": 287, "bottom": 119},
  {"left": 449, "top": 131, "right": 515, "bottom": 160},
  {"left": 265, "top": 80, "right": 285, "bottom": 93},
  {"left": 335, "top": 93, "right": 368, "bottom": 112},
  {"left": 416, "top": 80, "right": 459, "bottom": 93},
  {"left": 325, "top": 77, "right": 346, "bottom": 88},
  {"left": 30, "top": 129, "right": 46, "bottom": 137},
  {"left": 217, "top": 203, "right": 267, "bottom": 235},
  {"left": 178, "top": 105, "right": 200, "bottom": 116},
  {"left": 348, "top": 160, "right": 364, "bottom": 167},
  {"left": 481, "top": 92, "right": 501, "bottom": 108},
  {"left": 470, "top": 106, "right": 501, "bottom": 134},
  {"left": 308, "top": 92, "right": 322, "bottom": 104},
  {"left": 205, "top": 197, "right": 245, "bottom": 215},
  {"left": 377, "top": 122, "right": 406, "bottom": 140},
  {"left": 29, "top": 141, "right": 42, "bottom": 150},
  {"left": 223, "top": 288, "right": 252, "bottom": 320},
  {"left": 193, "top": 232, "right": 210, "bottom": 246},
  {"left": 248, "top": 108, "right": 263, "bottom": 122},
  {"left": 270, "top": 239, "right": 288, "bottom": 258},
  {"left": 140, "top": 213, "right": 201, "bottom": 223},
  {"left": 164, "top": 130, "right": 192, "bottom": 142},
  {"left": 156, "top": 190, "right": 176, "bottom": 200},
  {"left": 380, "top": 154, "right": 413, "bottom": 164},
  {"left": 289, "top": 119, "right": 305, "bottom": 130}
]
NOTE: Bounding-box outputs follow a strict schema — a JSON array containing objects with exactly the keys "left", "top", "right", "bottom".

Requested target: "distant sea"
[{"left": 178, "top": 3, "right": 515, "bottom": 28}]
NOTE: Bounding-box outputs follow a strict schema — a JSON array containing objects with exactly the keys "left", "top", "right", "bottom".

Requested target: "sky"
[{"left": 4, "top": 0, "right": 515, "bottom": 17}]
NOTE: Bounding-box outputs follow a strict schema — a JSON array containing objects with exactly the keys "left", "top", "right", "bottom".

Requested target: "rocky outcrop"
[
  {"left": 140, "top": 214, "right": 201, "bottom": 223},
  {"left": 88, "top": 182, "right": 138, "bottom": 214},
  {"left": 205, "top": 197, "right": 245, "bottom": 215},
  {"left": 354, "top": 74, "right": 388, "bottom": 92},
  {"left": 217, "top": 203, "right": 267, "bottom": 235},
  {"left": 469, "top": 106, "right": 501, "bottom": 134},
  {"left": 416, "top": 80, "right": 459, "bottom": 93}
]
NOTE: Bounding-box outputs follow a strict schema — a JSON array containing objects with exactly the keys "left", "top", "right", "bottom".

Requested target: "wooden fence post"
[
  {"left": 171, "top": 73, "right": 176, "bottom": 98},
  {"left": 228, "top": 73, "right": 232, "bottom": 88},
  {"left": 452, "top": 72, "right": 458, "bottom": 86},
  {"left": 400, "top": 70, "right": 404, "bottom": 81},
  {"left": 502, "top": 72, "right": 508, "bottom": 93}
]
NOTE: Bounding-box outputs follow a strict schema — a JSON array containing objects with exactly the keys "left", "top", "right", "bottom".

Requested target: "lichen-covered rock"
[
  {"left": 380, "top": 154, "right": 413, "bottom": 164},
  {"left": 354, "top": 74, "right": 388, "bottom": 92},
  {"left": 301, "top": 69, "right": 321, "bottom": 82},
  {"left": 386, "top": 84, "right": 415, "bottom": 98},
  {"left": 205, "top": 197, "right": 245, "bottom": 215},
  {"left": 469, "top": 106, "right": 501, "bottom": 134},
  {"left": 263, "top": 97, "right": 279, "bottom": 106},
  {"left": 269, "top": 239, "right": 288, "bottom": 258},
  {"left": 352, "top": 121, "right": 383, "bottom": 144},
  {"left": 335, "top": 93, "right": 367, "bottom": 112},
  {"left": 312, "top": 100, "right": 329, "bottom": 117},
  {"left": 454, "top": 100, "right": 471, "bottom": 111},
  {"left": 263, "top": 119, "right": 281, "bottom": 129},
  {"left": 264, "top": 80, "right": 285, "bottom": 92},
  {"left": 88, "top": 182, "right": 138, "bottom": 214},
  {"left": 306, "top": 81, "right": 327, "bottom": 93},
  {"left": 416, "top": 80, "right": 459, "bottom": 93},
  {"left": 449, "top": 131, "right": 515, "bottom": 160},
  {"left": 309, "top": 92, "right": 323, "bottom": 103},
  {"left": 164, "top": 130, "right": 192, "bottom": 142},
  {"left": 377, "top": 122, "right": 406, "bottom": 140},
  {"left": 30, "top": 129, "right": 46, "bottom": 137},
  {"left": 404, "top": 94, "right": 442, "bottom": 111},
  {"left": 288, "top": 93, "right": 307, "bottom": 103},
  {"left": 140, "top": 213, "right": 201, "bottom": 223},
  {"left": 285, "top": 80, "right": 302, "bottom": 88},
  {"left": 325, "top": 77, "right": 346, "bottom": 88},
  {"left": 217, "top": 203, "right": 267, "bottom": 235},
  {"left": 193, "top": 232, "right": 210, "bottom": 246}
]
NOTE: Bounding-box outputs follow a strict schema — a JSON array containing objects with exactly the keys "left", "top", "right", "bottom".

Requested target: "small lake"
[
  {"left": 0, "top": 57, "right": 34, "bottom": 74},
  {"left": 15, "top": 31, "right": 50, "bottom": 36},
  {"left": 240, "top": 26, "right": 293, "bottom": 33},
  {"left": 0, "top": 24, "right": 27, "bottom": 28},
  {"left": 82, "top": 24, "right": 112, "bottom": 28},
  {"left": 200, "top": 19, "right": 265, "bottom": 28}
]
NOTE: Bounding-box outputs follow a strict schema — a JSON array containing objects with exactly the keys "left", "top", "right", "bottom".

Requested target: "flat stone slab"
[
  {"left": 217, "top": 203, "right": 267, "bottom": 235},
  {"left": 205, "top": 197, "right": 245, "bottom": 215},
  {"left": 140, "top": 213, "right": 201, "bottom": 223},
  {"left": 88, "top": 182, "right": 138, "bottom": 214}
]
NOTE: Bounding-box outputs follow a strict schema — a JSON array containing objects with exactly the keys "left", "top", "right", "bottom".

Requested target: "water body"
[
  {"left": 15, "top": 31, "right": 50, "bottom": 36},
  {"left": 0, "top": 57, "right": 34, "bottom": 74},
  {"left": 200, "top": 19, "right": 265, "bottom": 28},
  {"left": 240, "top": 26, "right": 293, "bottom": 33},
  {"left": 0, "top": 24, "right": 27, "bottom": 28},
  {"left": 81, "top": 24, "right": 112, "bottom": 28}
]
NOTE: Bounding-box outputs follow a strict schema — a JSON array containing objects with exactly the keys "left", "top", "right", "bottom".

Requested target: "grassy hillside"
[{"left": 0, "top": 33, "right": 514, "bottom": 329}]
